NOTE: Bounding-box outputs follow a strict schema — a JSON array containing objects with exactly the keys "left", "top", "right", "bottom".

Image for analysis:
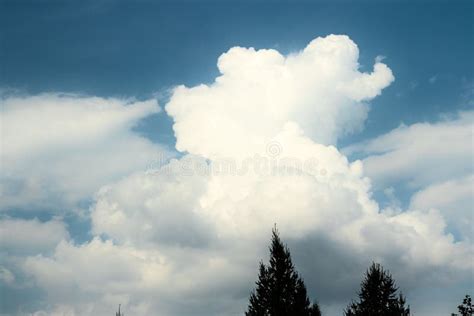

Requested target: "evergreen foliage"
[
  {"left": 453, "top": 295, "right": 473, "bottom": 316},
  {"left": 246, "top": 226, "right": 321, "bottom": 316},
  {"left": 344, "top": 263, "right": 410, "bottom": 316},
  {"left": 115, "top": 304, "right": 124, "bottom": 316}
]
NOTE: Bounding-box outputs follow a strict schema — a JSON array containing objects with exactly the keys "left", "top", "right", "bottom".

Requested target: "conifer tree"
[
  {"left": 455, "top": 295, "right": 473, "bottom": 316},
  {"left": 115, "top": 304, "right": 124, "bottom": 316},
  {"left": 309, "top": 300, "right": 322, "bottom": 316},
  {"left": 246, "top": 226, "right": 321, "bottom": 316},
  {"left": 344, "top": 263, "right": 410, "bottom": 316}
]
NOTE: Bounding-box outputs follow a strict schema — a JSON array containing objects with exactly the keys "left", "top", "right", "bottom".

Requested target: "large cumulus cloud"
[
  {"left": 167, "top": 34, "right": 394, "bottom": 159},
  {"left": 14, "top": 35, "right": 473, "bottom": 316}
]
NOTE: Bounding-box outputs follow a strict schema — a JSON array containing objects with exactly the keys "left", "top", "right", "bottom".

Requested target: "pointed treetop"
[
  {"left": 246, "top": 225, "right": 320, "bottom": 316},
  {"left": 116, "top": 304, "right": 124, "bottom": 316},
  {"left": 345, "top": 262, "right": 410, "bottom": 316}
]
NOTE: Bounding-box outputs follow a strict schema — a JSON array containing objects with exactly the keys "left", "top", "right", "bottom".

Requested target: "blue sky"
[
  {"left": 2, "top": 0, "right": 473, "bottom": 144},
  {"left": 0, "top": 1, "right": 473, "bottom": 315}
]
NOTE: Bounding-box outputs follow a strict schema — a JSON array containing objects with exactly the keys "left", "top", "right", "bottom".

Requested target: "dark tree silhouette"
[
  {"left": 115, "top": 304, "right": 124, "bottom": 316},
  {"left": 309, "top": 301, "right": 322, "bottom": 316},
  {"left": 452, "top": 295, "right": 474, "bottom": 316},
  {"left": 246, "top": 226, "right": 321, "bottom": 316},
  {"left": 344, "top": 263, "right": 410, "bottom": 316}
]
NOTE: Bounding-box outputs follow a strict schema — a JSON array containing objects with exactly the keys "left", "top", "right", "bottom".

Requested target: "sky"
[{"left": 0, "top": 0, "right": 473, "bottom": 315}]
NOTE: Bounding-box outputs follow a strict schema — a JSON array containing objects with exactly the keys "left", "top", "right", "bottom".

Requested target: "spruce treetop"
[
  {"left": 246, "top": 226, "right": 320, "bottom": 316},
  {"left": 345, "top": 262, "right": 410, "bottom": 316}
]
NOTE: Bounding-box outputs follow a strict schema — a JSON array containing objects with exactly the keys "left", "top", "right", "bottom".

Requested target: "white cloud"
[
  {"left": 10, "top": 35, "right": 472, "bottom": 316},
  {"left": 0, "top": 217, "right": 70, "bottom": 308},
  {"left": 24, "top": 237, "right": 251, "bottom": 316},
  {"left": 0, "top": 93, "right": 172, "bottom": 211},
  {"left": 410, "top": 175, "right": 474, "bottom": 240},
  {"left": 24, "top": 147, "right": 472, "bottom": 315},
  {"left": 0, "top": 266, "right": 15, "bottom": 285},
  {"left": 344, "top": 111, "right": 473, "bottom": 243},
  {"left": 91, "top": 157, "right": 214, "bottom": 248},
  {"left": 344, "top": 111, "right": 473, "bottom": 189},
  {"left": 0, "top": 218, "right": 69, "bottom": 255},
  {"left": 167, "top": 34, "right": 393, "bottom": 159}
]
